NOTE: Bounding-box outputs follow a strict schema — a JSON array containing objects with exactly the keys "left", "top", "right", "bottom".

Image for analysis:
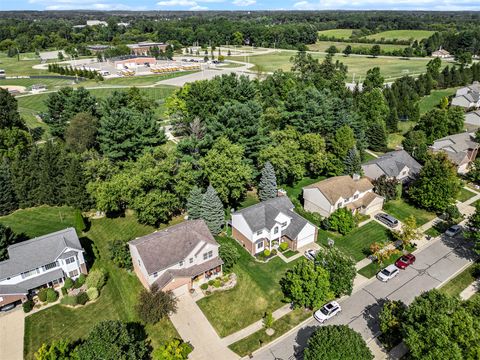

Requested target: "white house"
[
  {"left": 452, "top": 82, "right": 480, "bottom": 110},
  {"left": 303, "top": 175, "right": 384, "bottom": 218},
  {"left": 129, "top": 220, "right": 223, "bottom": 296},
  {"left": 231, "top": 196, "right": 317, "bottom": 256},
  {"left": 432, "top": 48, "right": 451, "bottom": 59},
  {"left": 362, "top": 150, "right": 422, "bottom": 182},
  {"left": 0, "top": 228, "right": 87, "bottom": 308}
]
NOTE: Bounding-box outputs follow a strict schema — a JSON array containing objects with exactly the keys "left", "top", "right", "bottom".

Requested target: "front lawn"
[
  {"left": 383, "top": 199, "right": 436, "bottom": 227},
  {"left": 358, "top": 244, "right": 415, "bottom": 278},
  {"left": 317, "top": 222, "right": 391, "bottom": 262},
  {"left": 457, "top": 187, "right": 476, "bottom": 203},
  {"left": 439, "top": 263, "right": 478, "bottom": 298},
  {"left": 196, "top": 236, "right": 300, "bottom": 337}
]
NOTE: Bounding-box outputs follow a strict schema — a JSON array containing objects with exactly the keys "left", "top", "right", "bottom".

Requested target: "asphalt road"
[{"left": 252, "top": 235, "right": 476, "bottom": 360}]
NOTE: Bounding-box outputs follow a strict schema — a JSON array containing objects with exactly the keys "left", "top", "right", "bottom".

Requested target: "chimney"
[
  {"left": 352, "top": 174, "right": 361, "bottom": 181},
  {"left": 277, "top": 189, "right": 287, "bottom": 197}
]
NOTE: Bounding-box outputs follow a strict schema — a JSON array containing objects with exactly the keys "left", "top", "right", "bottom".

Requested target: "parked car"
[
  {"left": 377, "top": 265, "right": 400, "bottom": 282},
  {"left": 314, "top": 301, "right": 342, "bottom": 323},
  {"left": 304, "top": 249, "right": 317, "bottom": 261},
  {"left": 445, "top": 225, "right": 462, "bottom": 237},
  {"left": 0, "top": 303, "right": 16, "bottom": 312},
  {"left": 395, "top": 253, "right": 416, "bottom": 269},
  {"left": 375, "top": 213, "right": 400, "bottom": 228}
]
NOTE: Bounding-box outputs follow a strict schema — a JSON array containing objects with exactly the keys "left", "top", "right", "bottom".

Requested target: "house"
[
  {"left": 303, "top": 175, "right": 384, "bottom": 217},
  {"left": 0, "top": 228, "right": 87, "bottom": 308},
  {"left": 432, "top": 48, "right": 451, "bottom": 58},
  {"left": 465, "top": 110, "right": 480, "bottom": 130},
  {"left": 452, "top": 82, "right": 480, "bottom": 109},
  {"left": 86, "top": 20, "right": 107, "bottom": 27},
  {"left": 361, "top": 150, "right": 422, "bottom": 182},
  {"left": 231, "top": 196, "right": 317, "bottom": 256},
  {"left": 127, "top": 42, "right": 168, "bottom": 56},
  {"left": 129, "top": 220, "right": 223, "bottom": 296},
  {"left": 31, "top": 84, "right": 47, "bottom": 94},
  {"left": 431, "top": 132, "right": 480, "bottom": 174},
  {"left": 108, "top": 55, "right": 156, "bottom": 70}
]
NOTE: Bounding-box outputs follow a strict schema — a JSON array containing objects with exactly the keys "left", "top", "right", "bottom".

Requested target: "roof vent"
[{"left": 352, "top": 173, "right": 361, "bottom": 181}]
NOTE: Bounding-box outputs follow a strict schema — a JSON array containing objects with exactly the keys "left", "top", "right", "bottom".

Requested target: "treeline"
[
  {"left": 424, "top": 28, "right": 480, "bottom": 57},
  {"left": 318, "top": 34, "right": 412, "bottom": 46},
  {"left": 47, "top": 63, "right": 103, "bottom": 81}
]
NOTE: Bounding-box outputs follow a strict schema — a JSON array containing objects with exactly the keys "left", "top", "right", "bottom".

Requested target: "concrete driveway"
[
  {"left": 251, "top": 234, "right": 476, "bottom": 360},
  {"left": 170, "top": 294, "right": 237, "bottom": 360},
  {"left": 0, "top": 308, "right": 24, "bottom": 360}
]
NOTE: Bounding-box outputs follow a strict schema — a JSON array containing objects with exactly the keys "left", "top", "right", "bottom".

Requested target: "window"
[
  {"left": 257, "top": 242, "right": 264, "bottom": 250},
  {"left": 65, "top": 257, "right": 75, "bottom": 265},
  {"left": 189, "top": 258, "right": 194, "bottom": 264},
  {"left": 21, "top": 268, "right": 39, "bottom": 279},
  {"left": 274, "top": 227, "right": 279, "bottom": 234},
  {"left": 179, "top": 261, "right": 184, "bottom": 266},
  {"left": 256, "top": 230, "right": 263, "bottom": 235},
  {"left": 68, "top": 269, "right": 79, "bottom": 277},
  {"left": 354, "top": 194, "right": 359, "bottom": 200},
  {"left": 337, "top": 202, "right": 343, "bottom": 208},
  {"left": 43, "top": 261, "right": 58, "bottom": 271},
  {"left": 281, "top": 221, "right": 287, "bottom": 227},
  {"left": 153, "top": 272, "right": 158, "bottom": 278},
  {"left": 138, "top": 259, "right": 141, "bottom": 266},
  {"left": 208, "top": 251, "right": 213, "bottom": 258},
  {"left": 203, "top": 251, "right": 213, "bottom": 260}
]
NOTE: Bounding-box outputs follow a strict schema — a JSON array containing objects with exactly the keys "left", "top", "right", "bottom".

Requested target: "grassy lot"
[
  {"left": 439, "top": 263, "right": 478, "bottom": 297},
  {"left": 317, "top": 29, "right": 354, "bottom": 39},
  {"left": 283, "top": 176, "right": 326, "bottom": 202},
  {"left": 0, "top": 78, "right": 76, "bottom": 90},
  {"left": 364, "top": 30, "right": 435, "bottom": 42},
  {"left": 418, "top": 87, "right": 458, "bottom": 114},
  {"left": 362, "top": 152, "right": 377, "bottom": 163},
  {"left": 386, "top": 121, "right": 415, "bottom": 150},
  {"left": 309, "top": 41, "right": 407, "bottom": 53},
  {"left": 95, "top": 71, "right": 197, "bottom": 87},
  {"left": 22, "top": 209, "right": 179, "bottom": 359},
  {"left": 0, "top": 52, "right": 48, "bottom": 76},
  {"left": 228, "top": 308, "right": 312, "bottom": 356},
  {"left": 317, "top": 222, "right": 392, "bottom": 262},
  {"left": 384, "top": 199, "right": 436, "bottom": 227},
  {"left": 457, "top": 187, "right": 476, "bottom": 203},
  {"left": 197, "top": 236, "right": 299, "bottom": 337},
  {"left": 229, "top": 51, "right": 432, "bottom": 81},
  {"left": 358, "top": 244, "right": 415, "bottom": 278}
]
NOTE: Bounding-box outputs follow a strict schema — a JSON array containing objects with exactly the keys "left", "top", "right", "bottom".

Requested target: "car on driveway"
[
  {"left": 395, "top": 253, "right": 416, "bottom": 269},
  {"left": 375, "top": 213, "right": 399, "bottom": 228},
  {"left": 304, "top": 249, "right": 317, "bottom": 261},
  {"left": 314, "top": 301, "right": 341, "bottom": 323},
  {"left": 445, "top": 225, "right": 462, "bottom": 237},
  {"left": 377, "top": 264, "right": 400, "bottom": 282}
]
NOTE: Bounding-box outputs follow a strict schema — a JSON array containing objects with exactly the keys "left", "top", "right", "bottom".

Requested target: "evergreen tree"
[
  {"left": 368, "top": 121, "right": 388, "bottom": 152},
  {"left": 200, "top": 185, "right": 224, "bottom": 235},
  {"left": 386, "top": 107, "right": 399, "bottom": 133},
  {"left": 63, "top": 155, "right": 91, "bottom": 210},
  {"left": 0, "top": 224, "right": 18, "bottom": 261},
  {"left": 0, "top": 88, "right": 25, "bottom": 129},
  {"left": 36, "top": 141, "right": 64, "bottom": 205},
  {"left": 258, "top": 161, "right": 277, "bottom": 201},
  {"left": 186, "top": 186, "right": 203, "bottom": 220},
  {"left": 344, "top": 147, "right": 361, "bottom": 176},
  {"left": 0, "top": 161, "right": 18, "bottom": 215}
]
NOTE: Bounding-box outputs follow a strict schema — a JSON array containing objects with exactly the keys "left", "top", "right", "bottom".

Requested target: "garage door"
[
  {"left": 365, "top": 202, "right": 383, "bottom": 215},
  {"left": 297, "top": 233, "right": 315, "bottom": 248}
]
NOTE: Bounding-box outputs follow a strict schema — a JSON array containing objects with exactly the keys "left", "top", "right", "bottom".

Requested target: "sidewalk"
[{"left": 460, "top": 280, "right": 479, "bottom": 300}]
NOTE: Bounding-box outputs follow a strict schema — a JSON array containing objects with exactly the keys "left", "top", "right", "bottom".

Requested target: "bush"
[
  {"left": 86, "top": 287, "right": 99, "bottom": 301},
  {"left": 208, "top": 279, "right": 214, "bottom": 286},
  {"left": 38, "top": 288, "right": 48, "bottom": 302},
  {"left": 76, "top": 273, "right": 87, "bottom": 286},
  {"left": 263, "top": 249, "right": 271, "bottom": 257},
  {"left": 60, "top": 295, "right": 78, "bottom": 306},
  {"left": 61, "top": 287, "right": 67, "bottom": 296},
  {"left": 23, "top": 300, "right": 34, "bottom": 313},
  {"left": 76, "top": 291, "right": 89, "bottom": 305},
  {"left": 46, "top": 288, "right": 58, "bottom": 303},
  {"left": 279, "top": 242, "right": 289, "bottom": 251},
  {"left": 109, "top": 240, "right": 133, "bottom": 269},
  {"left": 85, "top": 269, "right": 106, "bottom": 290},
  {"left": 64, "top": 277, "right": 74, "bottom": 290},
  {"left": 328, "top": 208, "right": 356, "bottom": 235},
  {"left": 200, "top": 283, "right": 208, "bottom": 290},
  {"left": 213, "top": 279, "right": 222, "bottom": 288}
]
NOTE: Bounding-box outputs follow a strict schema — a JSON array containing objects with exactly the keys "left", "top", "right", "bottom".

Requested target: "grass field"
[
  {"left": 317, "top": 29, "right": 354, "bottom": 39},
  {"left": 229, "top": 51, "right": 432, "bottom": 81},
  {"left": 418, "top": 87, "right": 458, "bottom": 114},
  {"left": 283, "top": 176, "right": 326, "bottom": 202},
  {"left": 364, "top": 30, "right": 435, "bottom": 42},
  {"left": 457, "top": 187, "right": 476, "bottom": 203},
  {"left": 21, "top": 209, "right": 179, "bottom": 359},
  {"left": 197, "top": 236, "right": 298, "bottom": 337},
  {"left": 0, "top": 52, "right": 48, "bottom": 76},
  {"left": 309, "top": 41, "right": 407, "bottom": 53},
  {"left": 384, "top": 199, "right": 436, "bottom": 226},
  {"left": 0, "top": 78, "right": 76, "bottom": 90},
  {"left": 439, "top": 263, "right": 478, "bottom": 297}
]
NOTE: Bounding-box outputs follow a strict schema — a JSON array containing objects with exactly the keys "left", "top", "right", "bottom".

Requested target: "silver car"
[{"left": 445, "top": 225, "right": 462, "bottom": 237}]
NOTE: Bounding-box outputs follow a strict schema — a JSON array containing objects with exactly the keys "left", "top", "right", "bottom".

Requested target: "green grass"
[
  {"left": 424, "top": 221, "right": 450, "bottom": 238},
  {"left": 283, "top": 176, "right": 326, "bottom": 202},
  {"left": 358, "top": 244, "right": 415, "bottom": 278},
  {"left": 384, "top": 199, "right": 436, "bottom": 227},
  {"left": 0, "top": 52, "right": 48, "bottom": 76},
  {"left": 218, "top": 62, "right": 245, "bottom": 68},
  {"left": 282, "top": 250, "right": 299, "bottom": 258},
  {"left": 317, "top": 222, "right": 392, "bottom": 262},
  {"left": 0, "top": 206, "right": 84, "bottom": 237},
  {"left": 309, "top": 41, "right": 407, "bottom": 53},
  {"left": 228, "top": 308, "right": 312, "bottom": 356},
  {"left": 23, "top": 210, "right": 179, "bottom": 359},
  {"left": 364, "top": 30, "right": 435, "bottom": 42},
  {"left": 0, "top": 78, "right": 76, "bottom": 90},
  {"left": 439, "top": 263, "right": 477, "bottom": 297},
  {"left": 418, "top": 87, "right": 458, "bottom": 114},
  {"left": 197, "top": 236, "right": 299, "bottom": 337},
  {"left": 362, "top": 152, "right": 377, "bottom": 163},
  {"left": 96, "top": 71, "right": 197, "bottom": 87},
  {"left": 457, "top": 187, "right": 476, "bottom": 203},
  {"left": 317, "top": 29, "right": 354, "bottom": 39}
]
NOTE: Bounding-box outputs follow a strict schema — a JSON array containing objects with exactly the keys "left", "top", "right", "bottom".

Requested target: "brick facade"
[{"left": 232, "top": 227, "right": 255, "bottom": 255}]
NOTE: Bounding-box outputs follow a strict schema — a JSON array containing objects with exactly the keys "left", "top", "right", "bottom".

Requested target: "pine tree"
[
  {"left": 344, "top": 148, "right": 361, "bottom": 176},
  {"left": 386, "top": 107, "right": 399, "bottom": 133},
  {"left": 258, "top": 161, "right": 277, "bottom": 202},
  {"left": 187, "top": 186, "right": 203, "bottom": 220},
  {"left": 0, "top": 161, "right": 18, "bottom": 215},
  {"left": 63, "top": 155, "right": 91, "bottom": 210},
  {"left": 368, "top": 121, "right": 388, "bottom": 152},
  {"left": 201, "top": 185, "right": 224, "bottom": 235}
]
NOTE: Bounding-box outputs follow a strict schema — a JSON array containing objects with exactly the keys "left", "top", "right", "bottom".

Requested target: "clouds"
[
  {"left": 156, "top": 0, "right": 226, "bottom": 10},
  {"left": 28, "top": 0, "right": 147, "bottom": 10},
  {"left": 292, "top": 0, "right": 480, "bottom": 10},
  {"left": 232, "top": 0, "right": 256, "bottom": 5}
]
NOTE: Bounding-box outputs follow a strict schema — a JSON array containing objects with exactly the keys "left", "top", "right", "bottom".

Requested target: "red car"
[{"left": 395, "top": 254, "right": 416, "bottom": 269}]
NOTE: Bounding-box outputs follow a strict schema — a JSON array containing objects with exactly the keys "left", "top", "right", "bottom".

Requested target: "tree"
[
  {"left": 343, "top": 45, "right": 352, "bottom": 57},
  {"left": 370, "top": 44, "right": 381, "bottom": 58},
  {"left": 63, "top": 154, "right": 91, "bottom": 210},
  {"left": 326, "top": 45, "right": 338, "bottom": 56},
  {"left": 65, "top": 112, "right": 98, "bottom": 153},
  {"left": 0, "top": 224, "right": 18, "bottom": 261},
  {"left": 186, "top": 186, "right": 203, "bottom": 220},
  {"left": 379, "top": 300, "right": 407, "bottom": 348},
  {"left": 152, "top": 339, "right": 192, "bottom": 360},
  {"left": 76, "top": 320, "right": 149, "bottom": 360},
  {"left": 331, "top": 125, "right": 356, "bottom": 160},
  {"left": 465, "top": 203, "right": 480, "bottom": 254},
  {"left": 315, "top": 247, "right": 356, "bottom": 297},
  {"left": 135, "top": 284, "right": 177, "bottom": 324},
  {"left": 258, "top": 161, "right": 277, "bottom": 201},
  {"left": 34, "top": 339, "right": 76, "bottom": 360},
  {"left": 280, "top": 260, "right": 333, "bottom": 309},
  {"left": 402, "top": 130, "right": 429, "bottom": 163},
  {"left": 363, "top": 67, "right": 384, "bottom": 92},
  {"left": 200, "top": 185, "right": 225, "bottom": 235},
  {"left": 327, "top": 208, "right": 356, "bottom": 235},
  {"left": 303, "top": 325, "right": 373, "bottom": 360},
  {"left": 394, "top": 215, "right": 421, "bottom": 249},
  {"left": 373, "top": 175, "right": 399, "bottom": 201},
  {"left": 0, "top": 88, "right": 24, "bottom": 129},
  {"left": 232, "top": 31, "right": 243, "bottom": 46},
  {"left": 109, "top": 240, "right": 132, "bottom": 269},
  {"left": 0, "top": 161, "right": 18, "bottom": 215},
  {"left": 343, "top": 147, "right": 361, "bottom": 176},
  {"left": 409, "top": 152, "right": 461, "bottom": 212},
  {"left": 426, "top": 57, "right": 442, "bottom": 78},
  {"left": 219, "top": 242, "right": 240, "bottom": 273}
]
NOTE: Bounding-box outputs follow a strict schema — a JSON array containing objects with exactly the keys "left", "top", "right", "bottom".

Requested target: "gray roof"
[
  {"left": 0, "top": 268, "right": 64, "bottom": 295},
  {"left": 465, "top": 110, "right": 480, "bottom": 128},
  {"left": 431, "top": 132, "right": 479, "bottom": 165},
  {"left": 129, "top": 220, "right": 218, "bottom": 275},
  {"left": 362, "top": 150, "right": 422, "bottom": 178},
  {"left": 0, "top": 228, "right": 83, "bottom": 279},
  {"left": 235, "top": 197, "right": 312, "bottom": 240}
]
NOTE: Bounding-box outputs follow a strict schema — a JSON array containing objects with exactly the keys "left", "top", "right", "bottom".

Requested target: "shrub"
[
  {"left": 213, "top": 279, "right": 222, "bottom": 288},
  {"left": 76, "top": 291, "right": 89, "bottom": 305},
  {"left": 279, "top": 242, "right": 289, "bottom": 251},
  {"left": 328, "top": 208, "right": 356, "bottom": 235},
  {"left": 46, "top": 289, "right": 58, "bottom": 303},
  {"left": 263, "top": 312, "right": 274, "bottom": 329},
  {"left": 263, "top": 249, "right": 271, "bottom": 257},
  {"left": 208, "top": 279, "right": 214, "bottom": 286},
  {"left": 61, "top": 287, "right": 67, "bottom": 296},
  {"left": 23, "top": 300, "right": 34, "bottom": 313},
  {"left": 219, "top": 242, "right": 240, "bottom": 273},
  {"left": 86, "top": 287, "right": 99, "bottom": 301},
  {"left": 109, "top": 240, "right": 133, "bottom": 269},
  {"left": 64, "top": 277, "right": 74, "bottom": 290},
  {"left": 60, "top": 295, "right": 78, "bottom": 306},
  {"left": 200, "top": 283, "right": 208, "bottom": 290},
  {"left": 38, "top": 288, "right": 48, "bottom": 302},
  {"left": 271, "top": 249, "right": 277, "bottom": 255},
  {"left": 76, "top": 273, "right": 87, "bottom": 286},
  {"left": 85, "top": 269, "right": 106, "bottom": 290}
]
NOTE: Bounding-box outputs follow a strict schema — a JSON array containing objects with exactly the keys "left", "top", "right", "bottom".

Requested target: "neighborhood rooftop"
[
  {"left": 363, "top": 150, "right": 422, "bottom": 178},
  {"left": 304, "top": 175, "right": 373, "bottom": 204}
]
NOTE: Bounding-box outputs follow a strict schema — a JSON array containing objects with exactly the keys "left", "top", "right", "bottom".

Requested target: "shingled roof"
[
  {"left": 362, "top": 150, "right": 422, "bottom": 178},
  {"left": 304, "top": 176, "right": 374, "bottom": 204},
  {"left": 431, "top": 132, "right": 479, "bottom": 165}
]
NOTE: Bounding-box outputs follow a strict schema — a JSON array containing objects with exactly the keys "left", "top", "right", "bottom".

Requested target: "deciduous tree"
[
  {"left": 135, "top": 284, "right": 177, "bottom": 324},
  {"left": 315, "top": 247, "right": 356, "bottom": 297}
]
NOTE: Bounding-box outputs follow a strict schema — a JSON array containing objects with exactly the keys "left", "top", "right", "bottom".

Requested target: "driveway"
[
  {"left": 251, "top": 234, "right": 476, "bottom": 360},
  {"left": 170, "top": 294, "right": 237, "bottom": 360},
  {"left": 0, "top": 308, "right": 24, "bottom": 360}
]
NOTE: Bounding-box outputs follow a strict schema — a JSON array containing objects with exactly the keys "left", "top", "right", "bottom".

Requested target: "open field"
[
  {"left": 0, "top": 53, "right": 48, "bottom": 76},
  {"left": 0, "top": 77, "right": 77, "bottom": 90},
  {"left": 384, "top": 199, "right": 436, "bottom": 226},
  {"left": 418, "top": 86, "right": 458, "bottom": 114},
  {"left": 364, "top": 30, "right": 435, "bottom": 42},
  {"left": 317, "top": 29, "right": 354, "bottom": 39},
  {"left": 309, "top": 41, "right": 407, "bottom": 53}
]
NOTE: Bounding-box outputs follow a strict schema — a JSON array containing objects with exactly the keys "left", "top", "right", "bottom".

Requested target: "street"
[{"left": 252, "top": 234, "right": 476, "bottom": 360}]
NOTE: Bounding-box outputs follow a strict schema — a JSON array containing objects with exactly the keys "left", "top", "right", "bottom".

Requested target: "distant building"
[
  {"left": 465, "top": 110, "right": 480, "bottom": 130},
  {"left": 127, "top": 42, "right": 168, "bottom": 56},
  {"left": 31, "top": 84, "right": 47, "bottom": 94},
  {"left": 362, "top": 150, "right": 422, "bottom": 183},
  {"left": 87, "top": 20, "right": 107, "bottom": 27},
  {"left": 431, "top": 132, "right": 480, "bottom": 174},
  {"left": 87, "top": 45, "right": 110, "bottom": 53},
  {"left": 432, "top": 48, "right": 451, "bottom": 58},
  {"left": 117, "top": 22, "right": 130, "bottom": 27},
  {"left": 39, "top": 50, "right": 66, "bottom": 61},
  {"left": 451, "top": 82, "right": 480, "bottom": 109},
  {"left": 109, "top": 55, "right": 156, "bottom": 70}
]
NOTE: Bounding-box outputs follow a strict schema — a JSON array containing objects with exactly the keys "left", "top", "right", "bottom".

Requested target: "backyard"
[
  {"left": 383, "top": 198, "right": 436, "bottom": 227},
  {"left": 418, "top": 87, "right": 458, "bottom": 114}
]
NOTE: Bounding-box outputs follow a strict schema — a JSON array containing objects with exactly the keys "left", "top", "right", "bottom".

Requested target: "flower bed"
[{"left": 200, "top": 273, "right": 237, "bottom": 295}]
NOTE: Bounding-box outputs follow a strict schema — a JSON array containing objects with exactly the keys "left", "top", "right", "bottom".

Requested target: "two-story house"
[
  {"left": 451, "top": 82, "right": 480, "bottom": 110},
  {"left": 0, "top": 228, "right": 87, "bottom": 308},
  {"left": 231, "top": 196, "right": 317, "bottom": 256},
  {"left": 303, "top": 175, "right": 384, "bottom": 217},
  {"left": 361, "top": 150, "right": 422, "bottom": 183},
  {"left": 129, "top": 220, "right": 223, "bottom": 296},
  {"left": 430, "top": 132, "right": 480, "bottom": 174}
]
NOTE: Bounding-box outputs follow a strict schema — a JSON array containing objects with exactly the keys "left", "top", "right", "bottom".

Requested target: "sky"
[{"left": 3, "top": 0, "right": 480, "bottom": 12}]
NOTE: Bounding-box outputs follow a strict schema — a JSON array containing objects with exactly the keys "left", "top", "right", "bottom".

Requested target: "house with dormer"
[{"left": 431, "top": 132, "right": 479, "bottom": 174}]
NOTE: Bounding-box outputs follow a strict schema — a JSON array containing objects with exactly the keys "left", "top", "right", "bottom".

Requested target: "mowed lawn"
[
  {"left": 0, "top": 52, "right": 48, "bottom": 76},
  {"left": 457, "top": 187, "right": 476, "bottom": 203},
  {"left": 439, "top": 263, "right": 478, "bottom": 297},
  {"left": 22, "top": 209, "right": 179, "bottom": 359},
  {"left": 197, "top": 236, "right": 299, "bottom": 337},
  {"left": 309, "top": 41, "right": 406, "bottom": 53},
  {"left": 418, "top": 87, "right": 458, "bottom": 114},
  {"left": 317, "top": 29, "right": 354, "bottom": 39},
  {"left": 364, "top": 30, "right": 435, "bottom": 42},
  {"left": 384, "top": 199, "right": 436, "bottom": 227}
]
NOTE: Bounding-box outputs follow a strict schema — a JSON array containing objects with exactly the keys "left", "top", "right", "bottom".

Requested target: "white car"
[
  {"left": 445, "top": 225, "right": 462, "bottom": 237},
  {"left": 304, "top": 249, "right": 317, "bottom": 261},
  {"left": 314, "top": 301, "right": 342, "bottom": 323},
  {"left": 377, "top": 265, "right": 400, "bottom": 282}
]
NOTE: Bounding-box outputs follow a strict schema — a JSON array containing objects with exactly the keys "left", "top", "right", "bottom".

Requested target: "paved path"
[
  {"left": 460, "top": 279, "right": 479, "bottom": 300},
  {"left": 0, "top": 308, "right": 24, "bottom": 360},
  {"left": 169, "top": 294, "right": 237, "bottom": 360}
]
